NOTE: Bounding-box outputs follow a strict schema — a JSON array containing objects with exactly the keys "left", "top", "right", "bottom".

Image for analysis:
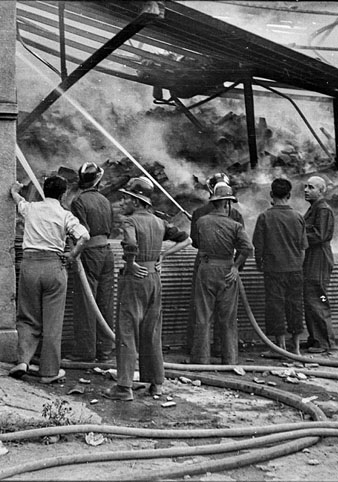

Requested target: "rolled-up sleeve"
[{"left": 65, "top": 212, "right": 89, "bottom": 240}]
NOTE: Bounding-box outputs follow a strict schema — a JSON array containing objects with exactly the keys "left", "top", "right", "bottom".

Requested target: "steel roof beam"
[{"left": 17, "top": 9, "right": 160, "bottom": 135}]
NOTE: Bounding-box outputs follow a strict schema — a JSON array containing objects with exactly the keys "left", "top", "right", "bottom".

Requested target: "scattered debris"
[
  {"left": 286, "top": 377, "right": 299, "bottom": 384},
  {"left": 233, "top": 367, "right": 246, "bottom": 376},
  {"left": 296, "top": 372, "right": 307, "bottom": 380},
  {"left": 179, "top": 376, "right": 192, "bottom": 384},
  {"left": 42, "top": 435, "right": 60, "bottom": 444},
  {"left": 85, "top": 432, "right": 106, "bottom": 446},
  {"left": 67, "top": 384, "right": 85, "bottom": 395},
  {"left": 253, "top": 377, "right": 265, "bottom": 384},
  {"left": 302, "top": 396, "right": 318, "bottom": 404},
  {"left": 79, "top": 378, "right": 91, "bottom": 384},
  {"left": 0, "top": 441, "right": 8, "bottom": 456},
  {"left": 161, "top": 401, "right": 177, "bottom": 408},
  {"left": 307, "top": 459, "right": 320, "bottom": 466},
  {"left": 192, "top": 379, "right": 202, "bottom": 386},
  {"left": 166, "top": 396, "right": 173, "bottom": 401}
]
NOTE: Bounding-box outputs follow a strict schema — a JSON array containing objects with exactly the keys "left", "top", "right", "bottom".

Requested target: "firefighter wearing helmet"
[
  {"left": 190, "top": 181, "right": 253, "bottom": 365},
  {"left": 102, "top": 176, "right": 192, "bottom": 401},
  {"left": 64, "top": 162, "right": 115, "bottom": 363},
  {"left": 187, "top": 173, "right": 245, "bottom": 357}
]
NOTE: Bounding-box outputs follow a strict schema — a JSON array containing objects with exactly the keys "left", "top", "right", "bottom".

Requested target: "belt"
[
  {"left": 137, "top": 260, "right": 158, "bottom": 273},
  {"left": 85, "top": 235, "right": 108, "bottom": 249},
  {"left": 199, "top": 253, "right": 233, "bottom": 266}
]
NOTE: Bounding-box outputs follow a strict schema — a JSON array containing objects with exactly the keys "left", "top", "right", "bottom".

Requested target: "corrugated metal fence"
[{"left": 15, "top": 238, "right": 338, "bottom": 350}]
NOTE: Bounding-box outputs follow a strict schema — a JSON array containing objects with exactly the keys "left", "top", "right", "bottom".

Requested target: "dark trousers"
[
  {"left": 264, "top": 271, "right": 304, "bottom": 337},
  {"left": 17, "top": 252, "right": 67, "bottom": 377},
  {"left": 304, "top": 278, "right": 336, "bottom": 349},
  {"left": 72, "top": 245, "right": 115, "bottom": 360},
  {"left": 191, "top": 260, "right": 239, "bottom": 365},
  {"left": 116, "top": 273, "right": 164, "bottom": 388}
]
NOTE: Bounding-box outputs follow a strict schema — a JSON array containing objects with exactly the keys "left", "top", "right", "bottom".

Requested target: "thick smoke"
[{"left": 16, "top": 29, "right": 338, "bottom": 247}]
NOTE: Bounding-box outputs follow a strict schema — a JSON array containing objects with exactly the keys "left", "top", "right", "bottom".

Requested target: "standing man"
[
  {"left": 190, "top": 182, "right": 252, "bottom": 365},
  {"left": 103, "top": 176, "right": 191, "bottom": 401},
  {"left": 187, "top": 172, "right": 244, "bottom": 355},
  {"left": 65, "top": 162, "right": 115, "bottom": 363},
  {"left": 303, "top": 175, "right": 336, "bottom": 353},
  {"left": 9, "top": 176, "right": 89, "bottom": 383},
  {"left": 253, "top": 178, "right": 308, "bottom": 355}
]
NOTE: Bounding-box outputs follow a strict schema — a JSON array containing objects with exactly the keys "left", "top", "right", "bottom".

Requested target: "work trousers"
[
  {"left": 191, "top": 260, "right": 239, "bottom": 365},
  {"left": 187, "top": 253, "right": 221, "bottom": 354},
  {"left": 116, "top": 272, "right": 164, "bottom": 388},
  {"left": 17, "top": 251, "right": 67, "bottom": 377},
  {"left": 264, "top": 271, "right": 304, "bottom": 337},
  {"left": 304, "top": 277, "right": 336, "bottom": 349},
  {"left": 72, "top": 245, "right": 115, "bottom": 360}
]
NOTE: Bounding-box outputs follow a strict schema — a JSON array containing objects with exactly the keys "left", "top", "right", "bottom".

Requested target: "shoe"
[
  {"left": 62, "top": 355, "right": 95, "bottom": 363},
  {"left": 40, "top": 369, "right": 66, "bottom": 384},
  {"left": 102, "top": 386, "right": 133, "bottom": 401},
  {"left": 308, "top": 347, "right": 327, "bottom": 354},
  {"left": 148, "top": 384, "right": 162, "bottom": 397},
  {"left": 9, "top": 363, "right": 28, "bottom": 379}
]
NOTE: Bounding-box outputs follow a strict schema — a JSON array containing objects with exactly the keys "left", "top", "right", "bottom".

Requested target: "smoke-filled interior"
[{"left": 16, "top": 41, "right": 338, "bottom": 245}]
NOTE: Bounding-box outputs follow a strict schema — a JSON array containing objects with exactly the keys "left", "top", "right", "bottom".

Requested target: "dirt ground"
[{"left": 1, "top": 348, "right": 338, "bottom": 481}]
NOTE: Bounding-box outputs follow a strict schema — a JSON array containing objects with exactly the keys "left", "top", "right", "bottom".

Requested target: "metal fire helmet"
[
  {"left": 209, "top": 182, "right": 238, "bottom": 203},
  {"left": 78, "top": 162, "right": 104, "bottom": 189},
  {"left": 206, "top": 172, "right": 230, "bottom": 194},
  {"left": 119, "top": 176, "right": 154, "bottom": 206}
]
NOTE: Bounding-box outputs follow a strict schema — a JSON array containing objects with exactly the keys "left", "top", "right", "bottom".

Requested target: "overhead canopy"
[{"left": 16, "top": 0, "right": 338, "bottom": 99}]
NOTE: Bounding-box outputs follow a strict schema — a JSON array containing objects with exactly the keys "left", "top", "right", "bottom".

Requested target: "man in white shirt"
[{"left": 9, "top": 176, "right": 89, "bottom": 383}]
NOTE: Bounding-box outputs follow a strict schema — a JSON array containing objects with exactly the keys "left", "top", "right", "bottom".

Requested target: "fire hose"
[{"left": 12, "top": 147, "right": 338, "bottom": 479}]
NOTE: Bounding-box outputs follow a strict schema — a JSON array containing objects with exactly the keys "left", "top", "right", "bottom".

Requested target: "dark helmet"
[
  {"left": 118, "top": 176, "right": 154, "bottom": 206},
  {"left": 209, "top": 182, "right": 238, "bottom": 202},
  {"left": 78, "top": 162, "right": 104, "bottom": 189},
  {"left": 206, "top": 172, "right": 230, "bottom": 194}
]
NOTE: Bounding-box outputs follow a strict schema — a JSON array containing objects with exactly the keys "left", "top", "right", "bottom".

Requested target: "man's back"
[{"left": 253, "top": 205, "right": 307, "bottom": 272}]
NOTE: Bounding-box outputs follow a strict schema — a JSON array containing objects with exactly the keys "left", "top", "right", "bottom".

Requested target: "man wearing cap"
[
  {"left": 103, "top": 176, "right": 191, "bottom": 401},
  {"left": 253, "top": 178, "right": 308, "bottom": 356},
  {"left": 190, "top": 182, "right": 252, "bottom": 365},
  {"left": 64, "top": 162, "right": 115, "bottom": 363},
  {"left": 303, "top": 175, "right": 336, "bottom": 353},
  {"left": 187, "top": 172, "right": 244, "bottom": 356}
]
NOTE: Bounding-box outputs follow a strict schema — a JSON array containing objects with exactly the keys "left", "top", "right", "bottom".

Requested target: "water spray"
[{"left": 16, "top": 51, "right": 192, "bottom": 220}]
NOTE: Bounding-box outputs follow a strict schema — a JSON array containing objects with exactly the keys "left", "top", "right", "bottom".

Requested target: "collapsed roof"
[{"left": 16, "top": 0, "right": 338, "bottom": 166}]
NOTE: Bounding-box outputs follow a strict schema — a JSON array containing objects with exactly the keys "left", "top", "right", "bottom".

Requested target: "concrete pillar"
[{"left": 0, "top": 2, "right": 18, "bottom": 362}]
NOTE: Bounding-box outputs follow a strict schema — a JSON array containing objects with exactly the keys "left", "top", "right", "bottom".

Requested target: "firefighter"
[
  {"left": 187, "top": 172, "right": 244, "bottom": 356},
  {"left": 64, "top": 162, "right": 115, "bottom": 363},
  {"left": 103, "top": 176, "right": 191, "bottom": 401},
  {"left": 190, "top": 181, "right": 252, "bottom": 365}
]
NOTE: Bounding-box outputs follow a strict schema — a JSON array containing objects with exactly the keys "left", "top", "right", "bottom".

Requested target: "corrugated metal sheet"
[{"left": 15, "top": 238, "right": 338, "bottom": 350}]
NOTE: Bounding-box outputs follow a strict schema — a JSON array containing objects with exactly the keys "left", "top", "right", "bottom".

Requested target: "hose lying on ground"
[
  {"left": 4, "top": 429, "right": 338, "bottom": 481},
  {"left": 0, "top": 375, "right": 329, "bottom": 480}
]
